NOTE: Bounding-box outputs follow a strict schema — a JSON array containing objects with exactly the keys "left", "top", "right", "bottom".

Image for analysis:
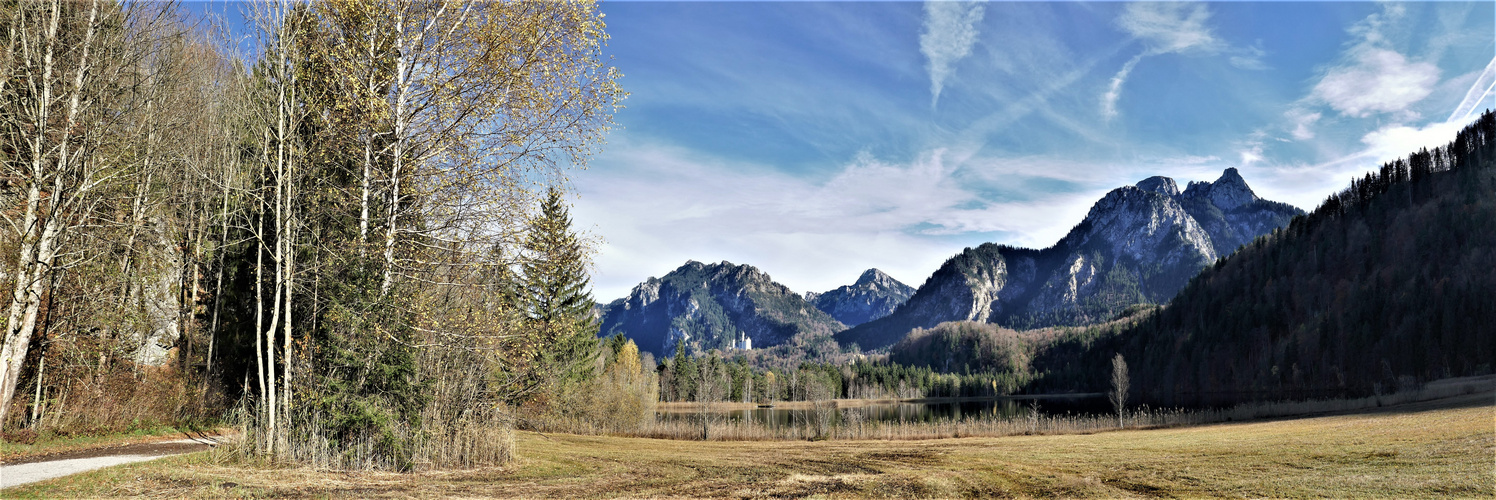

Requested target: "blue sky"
[
  {"left": 183, "top": 1, "right": 1496, "bottom": 301},
  {"left": 573, "top": 1, "right": 1495, "bottom": 300}
]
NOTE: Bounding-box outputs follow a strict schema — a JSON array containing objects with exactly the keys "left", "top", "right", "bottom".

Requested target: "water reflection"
[{"left": 657, "top": 396, "right": 1108, "bottom": 427}]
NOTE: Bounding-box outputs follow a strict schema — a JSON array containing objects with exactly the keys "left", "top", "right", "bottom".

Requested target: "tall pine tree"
[{"left": 518, "top": 187, "right": 600, "bottom": 404}]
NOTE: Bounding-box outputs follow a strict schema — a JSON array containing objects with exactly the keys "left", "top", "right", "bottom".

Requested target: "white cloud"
[
  {"left": 1117, "top": 2, "right": 1221, "bottom": 55},
  {"left": 1229, "top": 44, "right": 1268, "bottom": 71},
  {"left": 1360, "top": 120, "right": 1467, "bottom": 163},
  {"left": 921, "top": 1, "right": 986, "bottom": 108},
  {"left": 574, "top": 143, "right": 1187, "bottom": 300},
  {"left": 1258, "top": 38, "right": 1495, "bottom": 214},
  {"left": 1101, "top": 54, "right": 1144, "bottom": 120},
  {"left": 1251, "top": 116, "right": 1464, "bottom": 213},
  {"left": 574, "top": 145, "right": 979, "bottom": 298},
  {"left": 1311, "top": 48, "right": 1439, "bottom": 118},
  {"left": 1286, "top": 108, "right": 1322, "bottom": 141},
  {"left": 1104, "top": 2, "right": 1222, "bottom": 120},
  {"left": 1303, "top": 3, "right": 1438, "bottom": 119},
  {"left": 1239, "top": 143, "right": 1264, "bottom": 166}
]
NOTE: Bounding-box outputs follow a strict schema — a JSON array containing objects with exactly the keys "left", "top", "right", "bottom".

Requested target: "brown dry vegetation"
[{"left": 6, "top": 392, "right": 1491, "bottom": 498}]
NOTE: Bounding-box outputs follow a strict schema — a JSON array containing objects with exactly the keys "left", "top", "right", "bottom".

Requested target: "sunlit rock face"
[
  {"left": 806, "top": 269, "right": 915, "bottom": 327},
  {"left": 598, "top": 260, "right": 845, "bottom": 358},
  {"left": 836, "top": 168, "right": 1304, "bottom": 351}
]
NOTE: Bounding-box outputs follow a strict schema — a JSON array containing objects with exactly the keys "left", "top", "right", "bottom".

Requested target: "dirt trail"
[{"left": 1, "top": 435, "right": 224, "bottom": 489}]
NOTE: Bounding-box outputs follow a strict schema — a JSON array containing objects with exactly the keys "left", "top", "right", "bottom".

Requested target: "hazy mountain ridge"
[
  {"left": 598, "top": 260, "right": 845, "bottom": 357},
  {"left": 838, "top": 168, "right": 1303, "bottom": 351},
  {"left": 805, "top": 269, "right": 915, "bottom": 327}
]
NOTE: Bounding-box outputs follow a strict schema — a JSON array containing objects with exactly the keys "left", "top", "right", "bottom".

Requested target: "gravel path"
[{"left": 1, "top": 435, "right": 223, "bottom": 489}]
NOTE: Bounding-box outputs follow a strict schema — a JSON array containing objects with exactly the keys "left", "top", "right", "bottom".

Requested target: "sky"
[
  {"left": 184, "top": 1, "right": 1496, "bottom": 302},
  {"left": 573, "top": 1, "right": 1495, "bottom": 301}
]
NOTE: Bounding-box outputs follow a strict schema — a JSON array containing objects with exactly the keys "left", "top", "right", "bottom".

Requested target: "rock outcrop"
[
  {"left": 836, "top": 168, "right": 1303, "bottom": 351},
  {"left": 806, "top": 269, "right": 914, "bottom": 327},
  {"left": 597, "top": 261, "right": 845, "bottom": 357}
]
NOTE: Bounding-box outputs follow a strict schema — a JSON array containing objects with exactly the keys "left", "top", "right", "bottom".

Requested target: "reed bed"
[{"left": 581, "top": 375, "right": 1492, "bottom": 442}]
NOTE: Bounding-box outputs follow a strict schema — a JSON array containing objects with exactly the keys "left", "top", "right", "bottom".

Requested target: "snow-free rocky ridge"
[
  {"left": 836, "top": 168, "right": 1303, "bottom": 351},
  {"left": 806, "top": 269, "right": 915, "bottom": 327}
]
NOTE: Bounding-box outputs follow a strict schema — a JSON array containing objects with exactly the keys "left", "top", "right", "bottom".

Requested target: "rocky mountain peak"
[
  {"left": 1136, "top": 176, "right": 1180, "bottom": 197},
  {"left": 837, "top": 167, "right": 1302, "bottom": 351},
  {"left": 1183, "top": 167, "right": 1259, "bottom": 211},
  {"left": 598, "top": 259, "right": 844, "bottom": 357},
  {"left": 1070, "top": 185, "right": 1216, "bottom": 265},
  {"left": 855, "top": 268, "right": 894, "bottom": 287},
  {"left": 809, "top": 268, "right": 915, "bottom": 327}
]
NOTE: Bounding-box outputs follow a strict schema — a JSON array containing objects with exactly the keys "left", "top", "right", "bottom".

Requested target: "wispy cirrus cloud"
[
  {"left": 1116, "top": 2, "right": 1221, "bottom": 55},
  {"left": 1229, "top": 43, "right": 1268, "bottom": 71},
  {"left": 1285, "top": 109, "right": 1322, "bottom": 141},
  {"left": 1103, "top": 2, "right": 1222, "bottom": 119},
  {"left": 920, "top": 0, "right": 986, "bottom": 108}
]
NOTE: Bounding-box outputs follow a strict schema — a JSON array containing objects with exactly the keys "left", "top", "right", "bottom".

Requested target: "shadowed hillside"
[{"left": 1032, "top": 111, "right": 1496, "bottom": 406}]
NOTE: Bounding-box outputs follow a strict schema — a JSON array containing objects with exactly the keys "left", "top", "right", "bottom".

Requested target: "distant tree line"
[{"left": 658, "top": 323, "right": 1036, "bottom": 404}]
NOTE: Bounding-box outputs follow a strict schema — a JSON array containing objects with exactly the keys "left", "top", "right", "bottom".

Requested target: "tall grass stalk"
[{"left": 546, "top": 376, "right": 1491, "bottom": 442}]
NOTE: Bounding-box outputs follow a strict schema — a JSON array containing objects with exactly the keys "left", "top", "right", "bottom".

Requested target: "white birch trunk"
[{"left": 0, "top": 0, "right": 101, "bottom": 427}]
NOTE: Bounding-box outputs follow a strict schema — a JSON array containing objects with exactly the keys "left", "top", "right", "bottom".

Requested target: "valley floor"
[{"left": 5, "top": 393, "right": 1492, "bottom": 498}]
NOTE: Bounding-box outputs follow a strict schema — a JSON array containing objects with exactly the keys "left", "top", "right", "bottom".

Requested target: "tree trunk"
[
  {"left": 381, "top": 10, "right": 408, "bottom": 296},
  {"left": 1, "top": 0, "right": 101, "bottom": 427}
]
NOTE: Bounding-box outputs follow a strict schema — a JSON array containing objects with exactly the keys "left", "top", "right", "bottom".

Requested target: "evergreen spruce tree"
[{"left": 520, "top": 187, "right": 600, "bottom": 403}]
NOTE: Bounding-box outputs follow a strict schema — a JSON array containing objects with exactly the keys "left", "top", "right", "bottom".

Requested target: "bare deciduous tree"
[
  {"left": 1110, "top": 353, "right": 1129, "bottom": 429},
  {"left": 0, "top": 0, "right": 176, "bottom": 425}
]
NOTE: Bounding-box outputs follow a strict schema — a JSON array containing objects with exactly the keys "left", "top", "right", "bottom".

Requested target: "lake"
[{"left": 657, "top": 394, "right": 1108, "bottom": 427}]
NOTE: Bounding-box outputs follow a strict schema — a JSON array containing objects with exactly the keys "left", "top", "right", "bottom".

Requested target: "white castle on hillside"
[{"left": 733, "top": 332, "right": 752, "bottom": 350}]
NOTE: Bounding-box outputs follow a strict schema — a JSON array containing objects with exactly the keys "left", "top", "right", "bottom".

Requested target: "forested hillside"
[{"left": 1033, "top": 111, "right": 1496, "bottom": 406}]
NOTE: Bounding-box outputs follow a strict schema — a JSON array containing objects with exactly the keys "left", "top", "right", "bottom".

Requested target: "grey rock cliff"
[
  {"left": 836, "top": 168, "right": 1304, "bottom": 351},
  {"left": 598, "top": 260, "right": 845, "bottom": 357}
]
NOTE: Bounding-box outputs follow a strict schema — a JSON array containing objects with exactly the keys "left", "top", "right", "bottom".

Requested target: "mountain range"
[
  {"left": 600, "top": 168, "right": 1301, "bottom": 357},
  {"left": 837, "top": 168, "right": 1303, "bottom": 351}
]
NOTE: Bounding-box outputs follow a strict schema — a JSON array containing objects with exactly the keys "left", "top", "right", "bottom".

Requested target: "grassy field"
[{"left": 6, "top": 393, "right": 1492, "bottom": 498}]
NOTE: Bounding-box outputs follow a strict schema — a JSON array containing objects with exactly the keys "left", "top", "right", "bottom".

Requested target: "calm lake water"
[{"left": 658, "top": 395, "right": 1108, "bottom": 427}]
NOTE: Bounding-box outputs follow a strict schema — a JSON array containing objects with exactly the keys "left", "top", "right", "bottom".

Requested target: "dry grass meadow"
[{"left": 5, "top": 391, "right": 1491, "bottom": 498}]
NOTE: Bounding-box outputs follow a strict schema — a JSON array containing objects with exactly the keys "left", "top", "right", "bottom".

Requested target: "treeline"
[
  {"left": 658, "top": 325, "right": 1034, "bottom": 404},
  {"left": 0, "top": 0, "right": 629, "bottom": 470},
  {"left": 1034, "top": 111, "right": 1496, "bottom": 406}
]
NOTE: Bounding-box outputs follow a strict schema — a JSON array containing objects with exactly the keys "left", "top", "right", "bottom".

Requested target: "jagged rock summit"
[
  {"left": 806, "top": 268, "right": 915, "bottom": 327},
  {"left": 597, "top": 260, "right": 844, "bottom": 357},
  {"left": 1186, "top": 167, "right": 1257, "bottom": 210},
  {"left": 836, "top": 168, "right": 1303, "bottom": 351}
]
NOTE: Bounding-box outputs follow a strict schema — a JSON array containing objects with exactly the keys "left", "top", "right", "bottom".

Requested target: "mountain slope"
[
  {"left": 1033, "top": 111, "right": 1496, "bottom": 407},
  {"left": 598, "top": 261, "right": 845, "bottom": 357},
  {"left": 838, "top": 168, "right": 1302, "bottom": 351},
  {"left": 806, "top": 269, "right": 914, "bottom": 327}
]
